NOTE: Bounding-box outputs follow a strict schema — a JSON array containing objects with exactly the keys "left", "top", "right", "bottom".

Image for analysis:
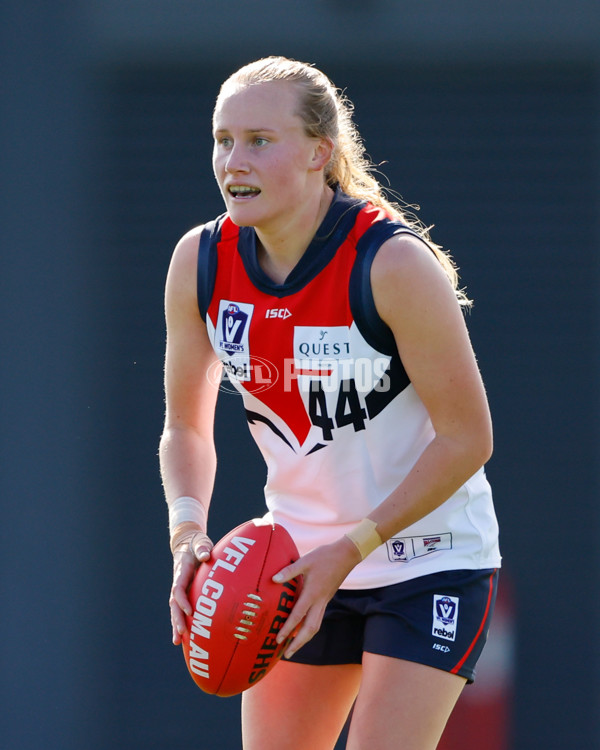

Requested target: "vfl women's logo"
[
  {"left": 432, "top": 594, "right": 459, "bottom": 642},
  {"left": 220, "top": 303, "right": 250, "bottom": 354},
  {"left": 210, "top": 300, "right": 280, "bottom": 393},
  {"left": 216, "top": 300, "right": 255, "bottom": 383}
]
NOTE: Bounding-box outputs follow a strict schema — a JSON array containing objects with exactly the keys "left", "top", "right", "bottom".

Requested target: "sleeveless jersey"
[{"left": 197, "top": 189, "right": 501, "bottom": 589}]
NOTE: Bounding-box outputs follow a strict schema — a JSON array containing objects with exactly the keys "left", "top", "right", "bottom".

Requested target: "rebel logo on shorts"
[{"left": 432, "top": 594, "right": 459, "bottom": 642}]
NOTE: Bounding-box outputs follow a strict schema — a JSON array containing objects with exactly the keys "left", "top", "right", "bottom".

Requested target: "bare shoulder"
[
  {"left": 165, "top": 225, "right": 205, "bottom": 310},
  {"left": 371, "top": 233, "right": 461, "bottom": 330},
  {"left": 163, "top": 224, "right": 219, "bottom": 425},
  {"left": 168, "top": 225, "right": 204, "bottom": 280},
  {"left": 371, "top": 233, "right": 452, "bottom": 295}
]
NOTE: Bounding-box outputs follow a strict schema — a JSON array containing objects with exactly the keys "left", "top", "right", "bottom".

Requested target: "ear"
[{"left": 309, "top": 137, "right": 334, "bottom": 173}]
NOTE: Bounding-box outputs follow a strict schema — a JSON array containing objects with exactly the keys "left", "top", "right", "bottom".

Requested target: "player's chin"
[{"left": 225, "top": 199, "right": 265, "bottom": 227}]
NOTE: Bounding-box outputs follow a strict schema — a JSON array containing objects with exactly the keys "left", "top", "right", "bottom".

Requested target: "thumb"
[{"left": 190, "top": 531, "right": 213, "bottom": 562}]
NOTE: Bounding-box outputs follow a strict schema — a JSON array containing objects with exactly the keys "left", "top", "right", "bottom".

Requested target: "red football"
[{"left": 181, "top": 518, "right": 302, "bottom": 697}]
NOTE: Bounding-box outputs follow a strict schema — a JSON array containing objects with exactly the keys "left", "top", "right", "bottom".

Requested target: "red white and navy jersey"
[{"left": 197, "top": 189, "right": 501, "bottom": 588}]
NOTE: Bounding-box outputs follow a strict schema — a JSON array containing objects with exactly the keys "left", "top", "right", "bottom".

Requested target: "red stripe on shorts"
[{"left": 450, "top": 568, "right": 497, "bottom": 675}]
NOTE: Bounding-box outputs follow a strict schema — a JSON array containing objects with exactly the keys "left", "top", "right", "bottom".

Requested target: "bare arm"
[
  {"left": 159, "top": 227, "right": 222, "bottom": 643},
  {"left": 367, "top": 233, "right": 493, "bottom": 539}
]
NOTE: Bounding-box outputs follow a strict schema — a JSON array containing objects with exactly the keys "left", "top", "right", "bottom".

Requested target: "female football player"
[{"left": 160, "top": 56, "right": 501, "bottom": 750}]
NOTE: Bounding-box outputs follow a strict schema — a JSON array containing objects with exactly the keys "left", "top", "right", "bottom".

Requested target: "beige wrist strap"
[
  {"left": 345, "top": 518, "right": 383, "bottom": 560},
  {"left": 170, "top": 528, "right": 213, "bottom": 559}
]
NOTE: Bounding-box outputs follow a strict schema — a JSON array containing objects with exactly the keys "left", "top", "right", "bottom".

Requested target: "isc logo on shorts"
[{"left": 432, "top": 594, "right": 459, "bottom": 642}]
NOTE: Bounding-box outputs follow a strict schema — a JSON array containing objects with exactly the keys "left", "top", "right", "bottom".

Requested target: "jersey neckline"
[{"left": 235, "top": 188, "right": 365, "bottom": 298}]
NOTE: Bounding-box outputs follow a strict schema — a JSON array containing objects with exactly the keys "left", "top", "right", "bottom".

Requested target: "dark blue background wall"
[{"left": 1, "top": 3, "right": 599, "bottom": 748}]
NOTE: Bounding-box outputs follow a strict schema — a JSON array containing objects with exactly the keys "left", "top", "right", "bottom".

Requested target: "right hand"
[{"left": 169, "top": 530, "right": 214, "bottom": 645}]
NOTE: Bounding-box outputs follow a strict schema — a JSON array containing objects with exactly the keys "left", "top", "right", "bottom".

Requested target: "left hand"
[
  {"left": 169, "top": 530, "right": 214, "bottom": 645},
  {"left": 272, "top": 535, "right": 362, "bottom": 658}
]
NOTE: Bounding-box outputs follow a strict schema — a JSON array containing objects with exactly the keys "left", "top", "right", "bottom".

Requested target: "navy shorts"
[{"left": 288, "top": 568, "right": 499, "bottom": 683}]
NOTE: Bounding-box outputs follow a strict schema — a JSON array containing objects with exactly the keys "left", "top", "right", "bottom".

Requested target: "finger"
[
  {"left": 172, "top": 582, "right": 193, "bottom": 616},
  {"left": 272, "top": 561, "right": 302, "bottom": 584},
  {"left": 194, "top": 546, "right": 211, "bottom": 563},
  {"left": 282, "top": 608, "right": 322, "bottom": 659},
  {"left": 170, "top": 598, "right": 188, "bottom": 644},
  {"left": 171, "top": 570, "right": 194, "bottom": 616},
  {"left": 275, "top": 591, "right": 310, "bottom": 646},
  {"left": 172, "top": 617, "right": 184, "bottom": 645}
]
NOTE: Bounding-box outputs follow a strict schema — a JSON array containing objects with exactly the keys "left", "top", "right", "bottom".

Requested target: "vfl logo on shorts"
[{"left": 432, "top": 595, "right": 459, "bottom": 642}]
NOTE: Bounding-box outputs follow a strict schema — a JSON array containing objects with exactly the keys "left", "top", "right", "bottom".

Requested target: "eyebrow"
[{"left": 213, "top": 127, "right": 277, "bottom": 135}]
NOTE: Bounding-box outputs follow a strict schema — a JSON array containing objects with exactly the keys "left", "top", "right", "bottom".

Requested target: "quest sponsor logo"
[{"left": 293, "top": 325, "right": 351, "bottom": 363}]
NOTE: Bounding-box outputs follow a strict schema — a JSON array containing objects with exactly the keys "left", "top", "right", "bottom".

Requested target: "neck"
[{"left": 256, "top": 185, "right": 334, "bottom": 284}]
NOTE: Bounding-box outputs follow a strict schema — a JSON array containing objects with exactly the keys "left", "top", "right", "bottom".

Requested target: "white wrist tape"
[
  {"left": 167, "top": 495, "right": 207, "bottom": 537},
  {"left": 345, "top": 518, "right": 383, "bottom": 560}
]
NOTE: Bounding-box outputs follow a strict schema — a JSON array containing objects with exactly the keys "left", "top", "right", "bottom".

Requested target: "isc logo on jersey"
[
  {"left": 265, "top": 307, "right": 292, "bottom": 319},
  {"left": 217, "top": 300, "right": 254, "bottom": 381},
  {"left": 432, "top": 595, "right": 460, "bottom": 642}
]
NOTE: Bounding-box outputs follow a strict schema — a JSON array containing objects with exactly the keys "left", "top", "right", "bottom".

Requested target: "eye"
[
  {"left": 252, "top": 137, "right": 269, "bottom": 147},
  {"left": 216, "top": 136, "right": 232, "bottom": 148}
]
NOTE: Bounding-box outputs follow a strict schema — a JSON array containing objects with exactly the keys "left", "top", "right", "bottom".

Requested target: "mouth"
[{"left": 228, "top": 185, "right": 261, "bottom": 199}]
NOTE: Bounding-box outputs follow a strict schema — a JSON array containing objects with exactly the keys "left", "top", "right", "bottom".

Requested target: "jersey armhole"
[
  {"left": 349, "top": 223, "right": 418, "bottom": 355},
  {"left": 196, "top": 218, "right": 222, "bottom": 321}
]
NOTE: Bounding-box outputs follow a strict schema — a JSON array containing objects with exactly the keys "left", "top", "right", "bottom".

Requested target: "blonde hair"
[{"left": 216, "top": 56, "right": 470, "bottom": 305}]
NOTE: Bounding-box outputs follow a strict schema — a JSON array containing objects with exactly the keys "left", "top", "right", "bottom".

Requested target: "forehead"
[{"left": 213, "top": 80, "right": 303, "bottom": 131}]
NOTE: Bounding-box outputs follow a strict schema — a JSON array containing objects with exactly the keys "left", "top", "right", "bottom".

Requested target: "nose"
[{"left": 225, "top": 142, "right": 249, "bottom": 174}]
